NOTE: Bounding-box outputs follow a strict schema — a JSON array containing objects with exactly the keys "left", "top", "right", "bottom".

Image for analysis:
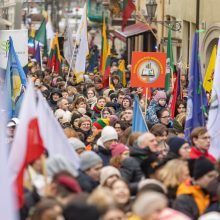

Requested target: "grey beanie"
[
  {"left": 68, "top": 137, "right": 86, "bottom": 151},
  {"left": 46, "top": 155, "right": 78, "bottom": 177},
  {"left": 80, "top": 151, "right": 103, "bottom": 171}
]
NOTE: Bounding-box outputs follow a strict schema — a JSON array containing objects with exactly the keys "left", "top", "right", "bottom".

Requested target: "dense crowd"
[{"left": 7, "top": 44, "right": 220, "bottom": 220}]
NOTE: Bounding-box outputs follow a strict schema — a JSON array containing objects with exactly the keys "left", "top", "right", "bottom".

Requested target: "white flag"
[
  {"left": 0, "top": 91, "right": 18, "bottom": 220},
  {"left": 37, "top": 91, "right": 80, "bottom": 170},
  {"left": 63, "top": 17, "right": 74, "bottom": 65},
  {"left": 74, "top": 3, "right": 89, "bottom": 83},
  {"left": 207, "top": 38, "right": 220, "bottom": 159}
]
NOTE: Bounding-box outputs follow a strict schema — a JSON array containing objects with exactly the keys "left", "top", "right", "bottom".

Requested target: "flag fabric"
[
  {"left": 74, "top": 3, "right": 89, "bottom": 83},
  {"left": 118, "top": 59, "right": 126, "bottom": 87},
  {"left": 102, "top": 44, "right": 111, "bottom": 88},
  {"left": 48, "top": 33, "right": 62, "bottom": 74},
  {"left": 132, "top": 96, "right": 149, "bottom": 132},
  {"left": 0, "top": 87, "right": 18, "bottom": 220},
  {"left": 28, "top": 36, "right": 35, "bottom": 56},
  {"left": 4, "top": 37, "right": 27, "bottom": 119},
  {"left": 122, "top": 0, "right": 136, "bottom": 31},
  {"left": 203, "top": 45, "right": 217, "bottom": 93},
  {"left": 34, "top": 43, "right": 41, "bottom": 66},
  {"left": 170, "top": 70, "right": 180, "bottom": 118},
  {"left": 8, "top": 81, "right": 45, "bottom": 208},
  {"left": 165, "top": 26, "right": 174, "bottom": 92},
  {"left": 37, "top": 91, "right": 80, "bottom": 170},
  {"left": 35, "top": 19, "right": 48, "bottom": 57},
  {"left": 42, "top": 10, "right": 54, "bottom": 40},
  {"left": 207, "top": 38, "right": 220, "bottom": 159},
  {"left": 63, "top": 17, "right": 74, "bottom": 65},
  {"left": 100, "top": 16, "right": 108, "bottom": 75},
  {"left": 184, "top": 32, "right": 208, "bottom": 142}
]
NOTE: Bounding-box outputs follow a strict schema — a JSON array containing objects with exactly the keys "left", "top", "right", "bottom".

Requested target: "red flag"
[{"left": 122, "top": 0, "right": 136, "bottom": 31}]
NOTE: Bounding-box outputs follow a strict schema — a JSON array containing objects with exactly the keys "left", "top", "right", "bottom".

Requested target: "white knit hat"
[
  {"left": 101, "top": 126, "right": 118, "bottom": 143},
  {"left": 199, "top": 212, "right": 220, "bottom": 220},
  {"left": 100, "top": 166, "right": 121, "bottom": 186},
  {"left": 68, "top": 138, "right": 86, "bottom": 151}
]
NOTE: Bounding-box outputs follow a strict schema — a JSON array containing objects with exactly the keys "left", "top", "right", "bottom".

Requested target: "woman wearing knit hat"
[
  {"left": 110, "top": 143, "right": 129, "bottom": 169},
  {"left": 100, "top": 166, "right": 121, "bottom": 187},
  {"left": 146, "top": 90, "right": 167, "bottom": 125}
]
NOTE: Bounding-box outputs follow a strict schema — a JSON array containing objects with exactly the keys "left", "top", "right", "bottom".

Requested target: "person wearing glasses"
[
  {"left": 157, "top": 108, "right": 173, "bottom": 128},
  {"left": 189, "top": 127, "right": 216, "bottom": 163}
]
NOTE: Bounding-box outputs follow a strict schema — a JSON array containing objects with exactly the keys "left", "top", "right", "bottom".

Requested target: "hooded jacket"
[
  {"left": 48, "top": 88, "right": 62, "bottom": 111},
  {"left": 173, "top": 179, "right": 210, "bottom": 220}
]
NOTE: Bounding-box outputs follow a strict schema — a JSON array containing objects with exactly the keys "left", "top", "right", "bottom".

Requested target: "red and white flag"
[
  {"left": 8, "top": 81, "right": 45, "bottom": 208},
  {"left": 37, "top": 91, "right": 80, "bottom": 170}
]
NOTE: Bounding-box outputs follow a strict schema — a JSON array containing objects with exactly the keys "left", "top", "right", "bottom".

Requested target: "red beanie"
[
  {"left": 110, "top": 143, "right": 129, "bottom": 157},
  {"left": 57, "top": 175, "right": 81, "bottom": 193}
]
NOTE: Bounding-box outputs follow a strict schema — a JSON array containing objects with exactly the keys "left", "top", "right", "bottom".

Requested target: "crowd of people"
[{"left": 7, "top": 43, "right": 220, "bottom": 220}]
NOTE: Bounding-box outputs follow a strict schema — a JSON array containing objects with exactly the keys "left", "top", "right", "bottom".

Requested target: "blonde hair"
[{"left": 159, "top": 159, "right": 188, "bottom": 188}]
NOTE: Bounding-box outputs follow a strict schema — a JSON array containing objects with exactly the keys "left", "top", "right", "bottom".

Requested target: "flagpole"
[
  {"left": 40, "top": 47, "right": 43, "bottom": 71},
  {"left": 65, "top": 43, "right": 77, "bottom": 88},
  {"left": 144, "top": 87, "right": 148, "bottom": 116}
]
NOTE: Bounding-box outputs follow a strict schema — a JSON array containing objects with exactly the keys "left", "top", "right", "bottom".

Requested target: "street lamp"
[{"left": 145, "top": 0, "right": 181, "bottom": 31}]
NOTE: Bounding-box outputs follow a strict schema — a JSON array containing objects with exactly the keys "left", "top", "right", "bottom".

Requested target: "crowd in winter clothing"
[{"left": 6, "top": 47, "right": 220, "bottom": 220}]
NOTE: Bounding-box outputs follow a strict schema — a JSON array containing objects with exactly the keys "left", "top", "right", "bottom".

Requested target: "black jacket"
[
  {"left": 77, "top": 170, "right": 99, "bottom": 193},
  {"left": 96, "top": 146, "right": 111, "bottom": 166}
]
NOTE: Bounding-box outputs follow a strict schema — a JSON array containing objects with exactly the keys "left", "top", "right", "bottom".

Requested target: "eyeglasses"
[
  {"left": 199, "top": 136, "right": 211, "bottom": 140},
  {"left": 161, "top": 115, "right": 170, "bottom": 119},
  {"left": 81, "top": 123, "right": 91, "bottom": 127}
]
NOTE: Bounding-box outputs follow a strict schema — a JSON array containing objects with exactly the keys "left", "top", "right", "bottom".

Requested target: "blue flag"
[
  {"left": 184, "top": 32, "right": 208, "bottom": 142},
  {"left": 4, "top": 37, "right": 27, "bottom": 119},
  {"left": 132, "top": 96, "right": 149, "bottom": 132},
  {"left": 34, "top": 42, "right": 41, "bottom": 66}
]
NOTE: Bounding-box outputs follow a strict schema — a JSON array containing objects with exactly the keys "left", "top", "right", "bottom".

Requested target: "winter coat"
[
  {"left": 77, "top": 170, "right": 99, "bottom": 193},
  {"left": 146, "top": 99, "right": 163, "bottom": 124},
  {"left": 95, "top": 145, "right": 112, "bottom": 166},
  {"left": 173, "top": 179, "right": 210, "bottom": 220},
  {"left": 120, "top": 145, "right": 150, "bottom": 183},
  {"left": 190, "top": 147, "right": 216, "bottom": 163}
]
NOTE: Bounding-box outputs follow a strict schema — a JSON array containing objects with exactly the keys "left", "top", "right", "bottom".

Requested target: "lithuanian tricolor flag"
[
  {"left": 48, "top": 33, "right": 62, "bottom": 74},
  {"left": 100, "top": 16, "right": 108, "bottom": 75},
  {"left": 103, "top": 44, "right": 111, "bottom": 88}
]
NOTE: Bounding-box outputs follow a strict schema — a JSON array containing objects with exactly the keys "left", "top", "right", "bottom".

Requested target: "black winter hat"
[
  {"left": 167, "top": 137, "right": 187, "bottom": 156},
  {"left": 193, "top": 156, "right": 215, "bottom": 180}
]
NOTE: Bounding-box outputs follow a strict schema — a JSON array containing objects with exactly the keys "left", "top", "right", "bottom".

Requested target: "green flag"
[
  {"left": 35, "top": 19, "right": 48, "bottom": 57},
  {"left": 165, "top": 26, "right": 174, "bottom": 92}
]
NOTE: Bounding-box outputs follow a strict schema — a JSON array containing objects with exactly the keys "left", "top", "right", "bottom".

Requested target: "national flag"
[
  {"left": 34, "top": 43, "right": 41, "bottom": 66},
  {"left": 74, "top": 3, "right": 89, "bottom": 83},
  {"left": 165, "top": 26, "right": 174, "bottom": 92},
  {"left": 170, "top": 70, "right": 180, "bottom": 118},
  {"left": 118, "top": 59, "right": 126, "bottom": 87},
  {"left": 4, "top": 37, "right": 27, "bottom": 119},
  {"left": 42, "top": 10, "right": 54, "bottom": 40},
  {"left": 184, "top": 32, "right": 208, "bottom": 142},
  {"left": 0, "top": 87, "right": 18, "bottom": 219},
  {"left": 132, "top": 96, "right": 149, "bottom": 132},
  {"left": 37, "top": 91, "right": 80, "bottom": 170},
  {"left": 100, "top": 16, "right": 108, "bottom": 75},
  {"left": 8, "top": 81, "right": 45, "bottom": 208},
  {"left": 203, "top": 45, "right": 217, "bottom": 93},
  {"left": 207, "top": 38, "right": 220, "bottom": 159},
  {"left": 28, "top": 36, "right": 35, "bottom": 56},
  {"left": 63, "top": 16, "right": 73, "bottom": 65},
  {"left": 48, "top": 33, "right": 62, "bottom": 74},
  {"left": 122, "top": 0, "right": 136, "bottom": 31},
  {"left": 35, "top": 19, "right": 48, "bottom": 57},
  {"left": 102, "top": 44, "right": 111, "bottom": 88}
]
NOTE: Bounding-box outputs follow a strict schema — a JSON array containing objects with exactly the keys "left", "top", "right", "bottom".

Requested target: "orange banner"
[{"left": 131, "top": 52, "right": 166, "bottom": 88}]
